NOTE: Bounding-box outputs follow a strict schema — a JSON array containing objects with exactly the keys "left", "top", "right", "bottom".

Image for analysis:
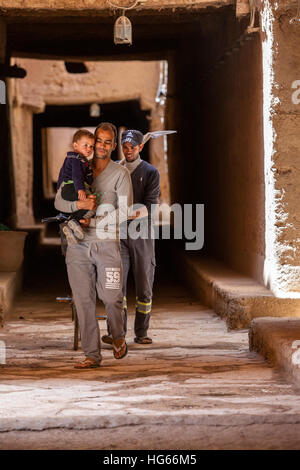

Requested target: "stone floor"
[
  {"left": 0, "top": 245, "right": 300, "bottom": 450},
  {"left": 1, "top": 288, "right": 300, "bottom": 449}
]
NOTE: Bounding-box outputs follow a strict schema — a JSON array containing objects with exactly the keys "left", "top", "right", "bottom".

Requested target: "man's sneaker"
[
  {"left": 134, "top": 336, "right": 152, "bottom": 344},
  {"left": 67, "top": 219, "right": 85, "bottom": 240},
  {"left": 62, "top": 225, "right": 78, "bottom": 246}
]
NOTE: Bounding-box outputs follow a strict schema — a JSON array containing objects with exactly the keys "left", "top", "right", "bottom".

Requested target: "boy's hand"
[
  {"left": 77, "top": 195, "right": 97, "bottom": 211},
  {"left": 78, "top": 190, "right": 87, "bottom": 201},
  {"left": 79, "top": 218, "right": 91, "bottom": 227}
]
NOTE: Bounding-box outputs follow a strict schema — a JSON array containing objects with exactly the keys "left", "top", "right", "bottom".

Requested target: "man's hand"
[
  {"left": 77, "top": 194, "right": 97, "bottom": 211},
  {"left": 128, "top": 206, "right": 148, "bottom": 220},
  {"left": 128, "top": 210, "right": 140, "bottom": 220},
  {"left": 78, "top": 190, "right": 87, "bottom": 201},
  {"left": 79, "top": 218, "right": 91, "bottom": 227}
]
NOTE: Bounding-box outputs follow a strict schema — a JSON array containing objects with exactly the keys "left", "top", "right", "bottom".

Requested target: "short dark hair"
[
  {"left": 72, "top": 129, "right": 95, "bottom": 143},
  {"left": 94, "top": 122, "right": 117, "bottom": 143}
]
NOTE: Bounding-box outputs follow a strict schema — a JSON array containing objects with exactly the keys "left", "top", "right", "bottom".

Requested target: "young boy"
[{"left": 57, "top": 129, "right": 95, "bottom": 245}]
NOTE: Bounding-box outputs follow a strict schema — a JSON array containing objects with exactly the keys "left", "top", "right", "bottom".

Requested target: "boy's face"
[{"left": 73, "top": 136, "right": 95, "bottom": 158}]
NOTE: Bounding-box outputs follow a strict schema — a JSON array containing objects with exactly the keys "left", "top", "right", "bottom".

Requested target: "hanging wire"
[
  {"left": 290, "top": 0, "right": 300, "bottom": 23},
  {"left": 106, "top": 0, "right": 139, "bottom": 10}
]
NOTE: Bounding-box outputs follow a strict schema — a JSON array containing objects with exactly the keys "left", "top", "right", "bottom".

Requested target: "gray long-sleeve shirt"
[{"left": 55, "top": 159, "right": 133, "bottom": 242}]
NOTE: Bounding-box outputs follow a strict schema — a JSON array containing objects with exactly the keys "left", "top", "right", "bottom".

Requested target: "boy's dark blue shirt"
[{"left": 57, "top": 152, "right": 93, "bottom": 192}]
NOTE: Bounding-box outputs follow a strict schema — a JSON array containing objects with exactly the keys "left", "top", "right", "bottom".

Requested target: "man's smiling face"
[
  {"left": 122, "top": 142, "right": 144, "bottom": 162},
  {"left": 94, "top": 129, "right": 116, "bottom": 160}
]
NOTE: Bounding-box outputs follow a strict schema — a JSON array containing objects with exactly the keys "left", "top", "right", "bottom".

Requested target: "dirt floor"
[{"left": 0, "top": 244, "right": 300, "bottom": 450}]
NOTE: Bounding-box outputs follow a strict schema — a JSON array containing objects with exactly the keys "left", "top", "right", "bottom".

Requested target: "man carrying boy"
[{"left": 55, "top": 122, "right": 133, "bottom": 369}]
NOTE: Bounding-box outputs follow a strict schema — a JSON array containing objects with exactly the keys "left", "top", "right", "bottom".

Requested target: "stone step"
[
  {"left": 178, "top": 253, "right": 300, "bottom": 329},
  {"left": 249, "top": 317, "right": 300, "bottom": 389},
  {"left": 0, "top": 271, "right": 23, "bottom": 326}
]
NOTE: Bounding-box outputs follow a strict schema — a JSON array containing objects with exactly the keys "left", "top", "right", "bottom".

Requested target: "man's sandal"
[
  {"left": 74, "top": 357, "right": 101, "bottom": 369},
  {"left": 101, "top": 334, "right": 113, "bottom": 345},
  {"left": 134, "top": 336, "right": 152, "bottom": 344},
  {"left": 113, "top": 339, "right": 128, "bottom": 360}
]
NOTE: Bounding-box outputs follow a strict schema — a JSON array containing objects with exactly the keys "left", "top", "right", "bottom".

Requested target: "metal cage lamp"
[{"left": 114, "top": 15, "right": 132, "bottom": 45}]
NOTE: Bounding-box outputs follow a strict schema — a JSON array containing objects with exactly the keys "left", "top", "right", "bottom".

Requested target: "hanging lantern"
[
  {"left": 114, "top": 15, "right": 132, "bottom": 45},
  {"left": 89, "top": 103, "right": 101, "bottom": 117}
]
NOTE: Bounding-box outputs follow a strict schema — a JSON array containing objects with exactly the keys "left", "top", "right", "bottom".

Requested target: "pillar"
[{"left": 261, "top": 0, "right": 300, "bottom": 297}]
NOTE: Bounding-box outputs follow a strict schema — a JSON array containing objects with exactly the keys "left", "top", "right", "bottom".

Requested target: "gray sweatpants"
[{"left": 66, "top": 240, "right": 124, "bottom": 364}]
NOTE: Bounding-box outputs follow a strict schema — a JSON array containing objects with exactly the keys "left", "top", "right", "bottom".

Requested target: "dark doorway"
[{"left": 32, "top": 99, "right": 150, "bottom": 220}]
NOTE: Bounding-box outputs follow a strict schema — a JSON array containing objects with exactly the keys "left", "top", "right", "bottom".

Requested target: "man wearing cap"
[{"left": 102, "top": 129, "right": 160, "bottom": 345}]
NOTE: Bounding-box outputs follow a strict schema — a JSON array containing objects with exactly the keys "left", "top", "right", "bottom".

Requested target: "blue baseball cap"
[{"left": 121, "top": 129, "right": 143, "bottom": 147}]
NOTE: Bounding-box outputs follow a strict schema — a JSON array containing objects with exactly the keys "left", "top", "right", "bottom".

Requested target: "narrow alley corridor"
[
  {"left": 0, "top": 244, "right": 300, "bottom": 450},
  {"left": 0, "top": 0, "right": 300, "bottom": 453}
]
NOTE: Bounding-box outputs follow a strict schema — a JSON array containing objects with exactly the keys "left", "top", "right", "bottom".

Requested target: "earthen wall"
[{"left": 9, "top": 58, "right": 169, "bottom": 227}]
